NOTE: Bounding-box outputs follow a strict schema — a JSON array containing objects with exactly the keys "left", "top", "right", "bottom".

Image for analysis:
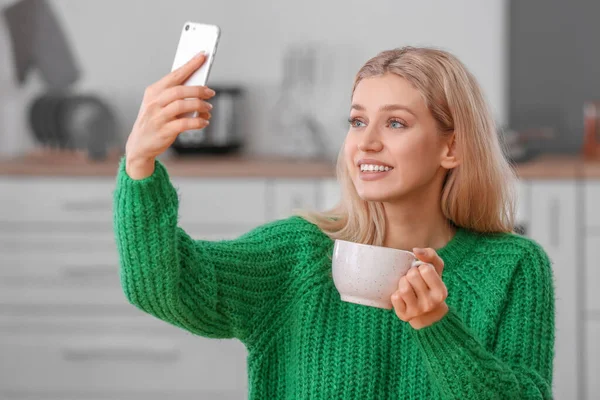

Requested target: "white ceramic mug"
[{"left": 332, "top": 239, "right": 426, "bottom": 309}]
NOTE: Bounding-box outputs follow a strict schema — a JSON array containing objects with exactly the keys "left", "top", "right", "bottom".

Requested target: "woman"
[{"left": 114, "top": 47, "right": 555, "bottom": 399}]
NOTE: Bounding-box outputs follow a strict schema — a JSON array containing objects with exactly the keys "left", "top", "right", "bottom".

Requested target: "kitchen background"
[
  {"left": 0, "top": 0, "right": 507, "bottom": 159},
  {"left": 0, "top": 0, "right": 599, "bottom": 399}
]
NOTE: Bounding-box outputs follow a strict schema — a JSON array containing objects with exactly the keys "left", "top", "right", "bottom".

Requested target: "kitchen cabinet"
[
  {"left": 174, "top": 178, "right": 268, "bottom": 240},
  {"left": 1, "top": 393, "right": 242, "bottom": 400},
  {"left": 584, "top": 180, "right": 600, "bottom": 400},
  {"left": 584, "top": 182, "right": 600, "bottom": 230},
  {"left": 587, "top": 321, "right": 600, "bottom": 400},
  {"left": 266, "top": 179, "right": 320, "bottom": 221},
  {"left": 0, "top": 332, "right": 247, "bottom": 394},
  {"left": 586, "top": 236, "right": 600, "bottom": 313},
  {"left": 0, "top": 177, "right": 255, "bottom": 400},
  {"left": 528, "top": 181, "right": 579, "bottom": 400},
  {"left": 0, "top": 178, "right": 114, "bottom": 223}
]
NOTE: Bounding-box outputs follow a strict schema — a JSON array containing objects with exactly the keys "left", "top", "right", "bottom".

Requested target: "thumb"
[{"left": 413, "top": 247, "right": 444, "bottom": 276}]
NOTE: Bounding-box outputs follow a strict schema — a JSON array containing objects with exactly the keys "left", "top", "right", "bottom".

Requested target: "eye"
[
  {"left": 348, "top": 117, "right": 366, "bottom": 128},
  {"left": 388, "top": 118, "right": 407, "bottom": 129}
]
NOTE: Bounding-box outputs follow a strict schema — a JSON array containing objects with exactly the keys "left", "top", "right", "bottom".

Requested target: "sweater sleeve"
[
  {"left": 411, "top": 243, "right": 555, "bottom": 399},
  {"left": 113, "top": 158, "right": 306, "bottom": 342}
]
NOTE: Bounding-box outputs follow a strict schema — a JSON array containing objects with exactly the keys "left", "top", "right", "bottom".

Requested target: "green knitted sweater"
[{"left": 113, "top": 159, "right": 555, "bottom": 399}]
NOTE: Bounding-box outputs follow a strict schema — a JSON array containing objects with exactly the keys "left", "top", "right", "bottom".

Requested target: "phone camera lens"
[{"left": 185, "top": 25, "right": 189, "bottom": 31}]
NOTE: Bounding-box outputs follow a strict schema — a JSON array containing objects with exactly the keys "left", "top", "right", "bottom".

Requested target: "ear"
[{"left": 440, "top": 132, "right": 460, "bottom": 169}]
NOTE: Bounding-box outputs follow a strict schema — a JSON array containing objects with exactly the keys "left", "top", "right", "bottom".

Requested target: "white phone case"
[
  {"left": 171, "top": 21, "right": 221, "bottom": 87},
  {"left": 171, "top": 22, "right": 220, "bottom": 123}
]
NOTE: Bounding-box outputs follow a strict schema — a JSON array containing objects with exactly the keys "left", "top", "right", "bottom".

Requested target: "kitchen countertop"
[
  {"left": 515, "top": 154, "right": 600, "bottom": 179},
  {"left": 1, "top": 151, "right": 600, "bottom": 179},
  {"left": 0, "top": 151, "right": 337, "bottom": 178}
]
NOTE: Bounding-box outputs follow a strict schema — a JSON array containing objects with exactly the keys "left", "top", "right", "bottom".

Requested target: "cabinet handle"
[
  {"left": 549, "top": 197, "right": 560, "bottom": 247},
  {"left": 62, "top": 345, "right": 180, "bottom": 363},
  {"left": 514, "top": 223, "right": 528, "bottom": 236},
  {"left": 61, "top": 200, "right": 112, "bottom": 212},
  {"left": 61, "top": 264, "right": 115, "bottom": 279}
]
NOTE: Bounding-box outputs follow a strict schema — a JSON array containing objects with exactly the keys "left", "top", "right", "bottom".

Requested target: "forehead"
[{"left": 352, "top": 74, "right": 424, "bottom": 110}]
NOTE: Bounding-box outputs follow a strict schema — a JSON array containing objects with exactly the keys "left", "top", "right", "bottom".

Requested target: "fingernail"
[
  {"left": 207, "top": 102, "right": 213, "bottom": 109},
  {"left": 206, "top": 88, "right": 216, "bottom": 96},
  {"left": 195, "top": 51, "right": 206, "bottom": 59},
  {"left": 413, "top": 248, "right": 425, "bottom": 255}
]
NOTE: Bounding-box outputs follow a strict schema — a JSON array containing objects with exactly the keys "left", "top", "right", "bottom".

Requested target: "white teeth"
[{"left": 360, "top": 164, "right": 393, "bottom": 172}]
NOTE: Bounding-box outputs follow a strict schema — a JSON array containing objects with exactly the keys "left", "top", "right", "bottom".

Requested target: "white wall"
[{"left": 0, "top": 0, "right": 507, "bottom": 157}]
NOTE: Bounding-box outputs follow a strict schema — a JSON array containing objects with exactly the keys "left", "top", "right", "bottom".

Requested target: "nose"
[{"left": 357, "top": 126, "right": 383, "bottom": 153}]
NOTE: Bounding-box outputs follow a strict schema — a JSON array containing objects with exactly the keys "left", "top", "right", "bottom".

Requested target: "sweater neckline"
[{"left": 436, "top": 226, "right": 479, "bottom": 267}]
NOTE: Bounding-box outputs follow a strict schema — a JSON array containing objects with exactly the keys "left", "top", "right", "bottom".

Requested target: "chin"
[
  {"left": 354, "top": 184, "right": 402, "bottom": 203},
  {"left": 358, "top": 193, "right": 396, "bottom": 203}
]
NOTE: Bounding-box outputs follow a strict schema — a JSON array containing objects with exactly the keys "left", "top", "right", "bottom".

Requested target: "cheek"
[
  {"left": 389, "top": 137, "right": 427, "bottom": 166},
  {"left": 343, "top": 135, "right": 357, "bottom": 170},
  {"left": 389, "top": 136, "right": 439, "bottom": 182},
  {"left": 394, "top": 129, "right": 438, "bottom": 161}
]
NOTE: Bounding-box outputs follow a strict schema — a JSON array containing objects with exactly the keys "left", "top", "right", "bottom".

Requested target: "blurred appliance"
[
  {"left": 499, "top": 126, "right": 555, "bottom": 163},
  {"left": 170, "top": 86, "right": 244, "bottom": 155},
  {"left": 271, "top": 43, "right": 329, "bottom": 159},
  {"left": 28, "top": 92, "right": 118, "bottom": 160}
]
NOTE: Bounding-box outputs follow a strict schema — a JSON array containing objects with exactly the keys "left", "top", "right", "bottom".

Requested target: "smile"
[{"left": 359, "top": 164, "right": 394, "bottom": 172}]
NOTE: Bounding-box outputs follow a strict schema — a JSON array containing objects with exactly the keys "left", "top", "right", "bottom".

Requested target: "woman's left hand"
[{"left": 391, "top": 247, "right": 449, "bottom": 330}]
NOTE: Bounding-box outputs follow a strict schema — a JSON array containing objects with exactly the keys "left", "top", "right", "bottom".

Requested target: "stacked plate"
[{"left": 28, "top": 93, "right": 118, "bottom": 160}]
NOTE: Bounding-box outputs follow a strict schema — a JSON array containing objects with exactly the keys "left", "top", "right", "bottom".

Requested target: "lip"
[
  {"left": 358, "top": 169, "right": 392, "bottom": 181},
  {"left": 356, "top": 158, "right": 394, "bottom": 181}
]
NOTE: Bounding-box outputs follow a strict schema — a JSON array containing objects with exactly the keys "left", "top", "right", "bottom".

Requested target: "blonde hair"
[{"left": 299, "top": 46, "right": 517, "bottom": 245}]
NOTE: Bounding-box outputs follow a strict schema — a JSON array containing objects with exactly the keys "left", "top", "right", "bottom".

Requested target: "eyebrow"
[{"left": 351, "top": 103, "right": 416, "bottom": 116}]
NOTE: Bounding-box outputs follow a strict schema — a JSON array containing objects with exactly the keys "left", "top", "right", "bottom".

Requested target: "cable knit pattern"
[{"left": 113, "top": 158, "right": 555, "bottom": 400}]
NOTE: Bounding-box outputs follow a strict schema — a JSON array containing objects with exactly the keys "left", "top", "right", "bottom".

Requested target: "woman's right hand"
[{"left": 125, "top": 53, "right": 216, "bottom": 180}]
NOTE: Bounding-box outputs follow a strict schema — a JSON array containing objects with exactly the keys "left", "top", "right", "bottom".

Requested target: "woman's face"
[{"left": 344, "top": 73, "right": 453, "bottom": 203}]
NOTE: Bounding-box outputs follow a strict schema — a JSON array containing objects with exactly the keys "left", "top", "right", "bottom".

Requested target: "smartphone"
[
  {"left": 171, "top": 22, "right": 220, "bottom": 125},
  {"left": 171, "top": 22, "right": 220, "bottom": 87}
]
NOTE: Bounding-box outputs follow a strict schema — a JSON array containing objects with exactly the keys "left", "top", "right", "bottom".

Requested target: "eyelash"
[
  {"left": 348, "top": 118, "right": 365, "bottom": 128},
  {"left": 348, "top": 117, "right": 407, "bottom": 129}
]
